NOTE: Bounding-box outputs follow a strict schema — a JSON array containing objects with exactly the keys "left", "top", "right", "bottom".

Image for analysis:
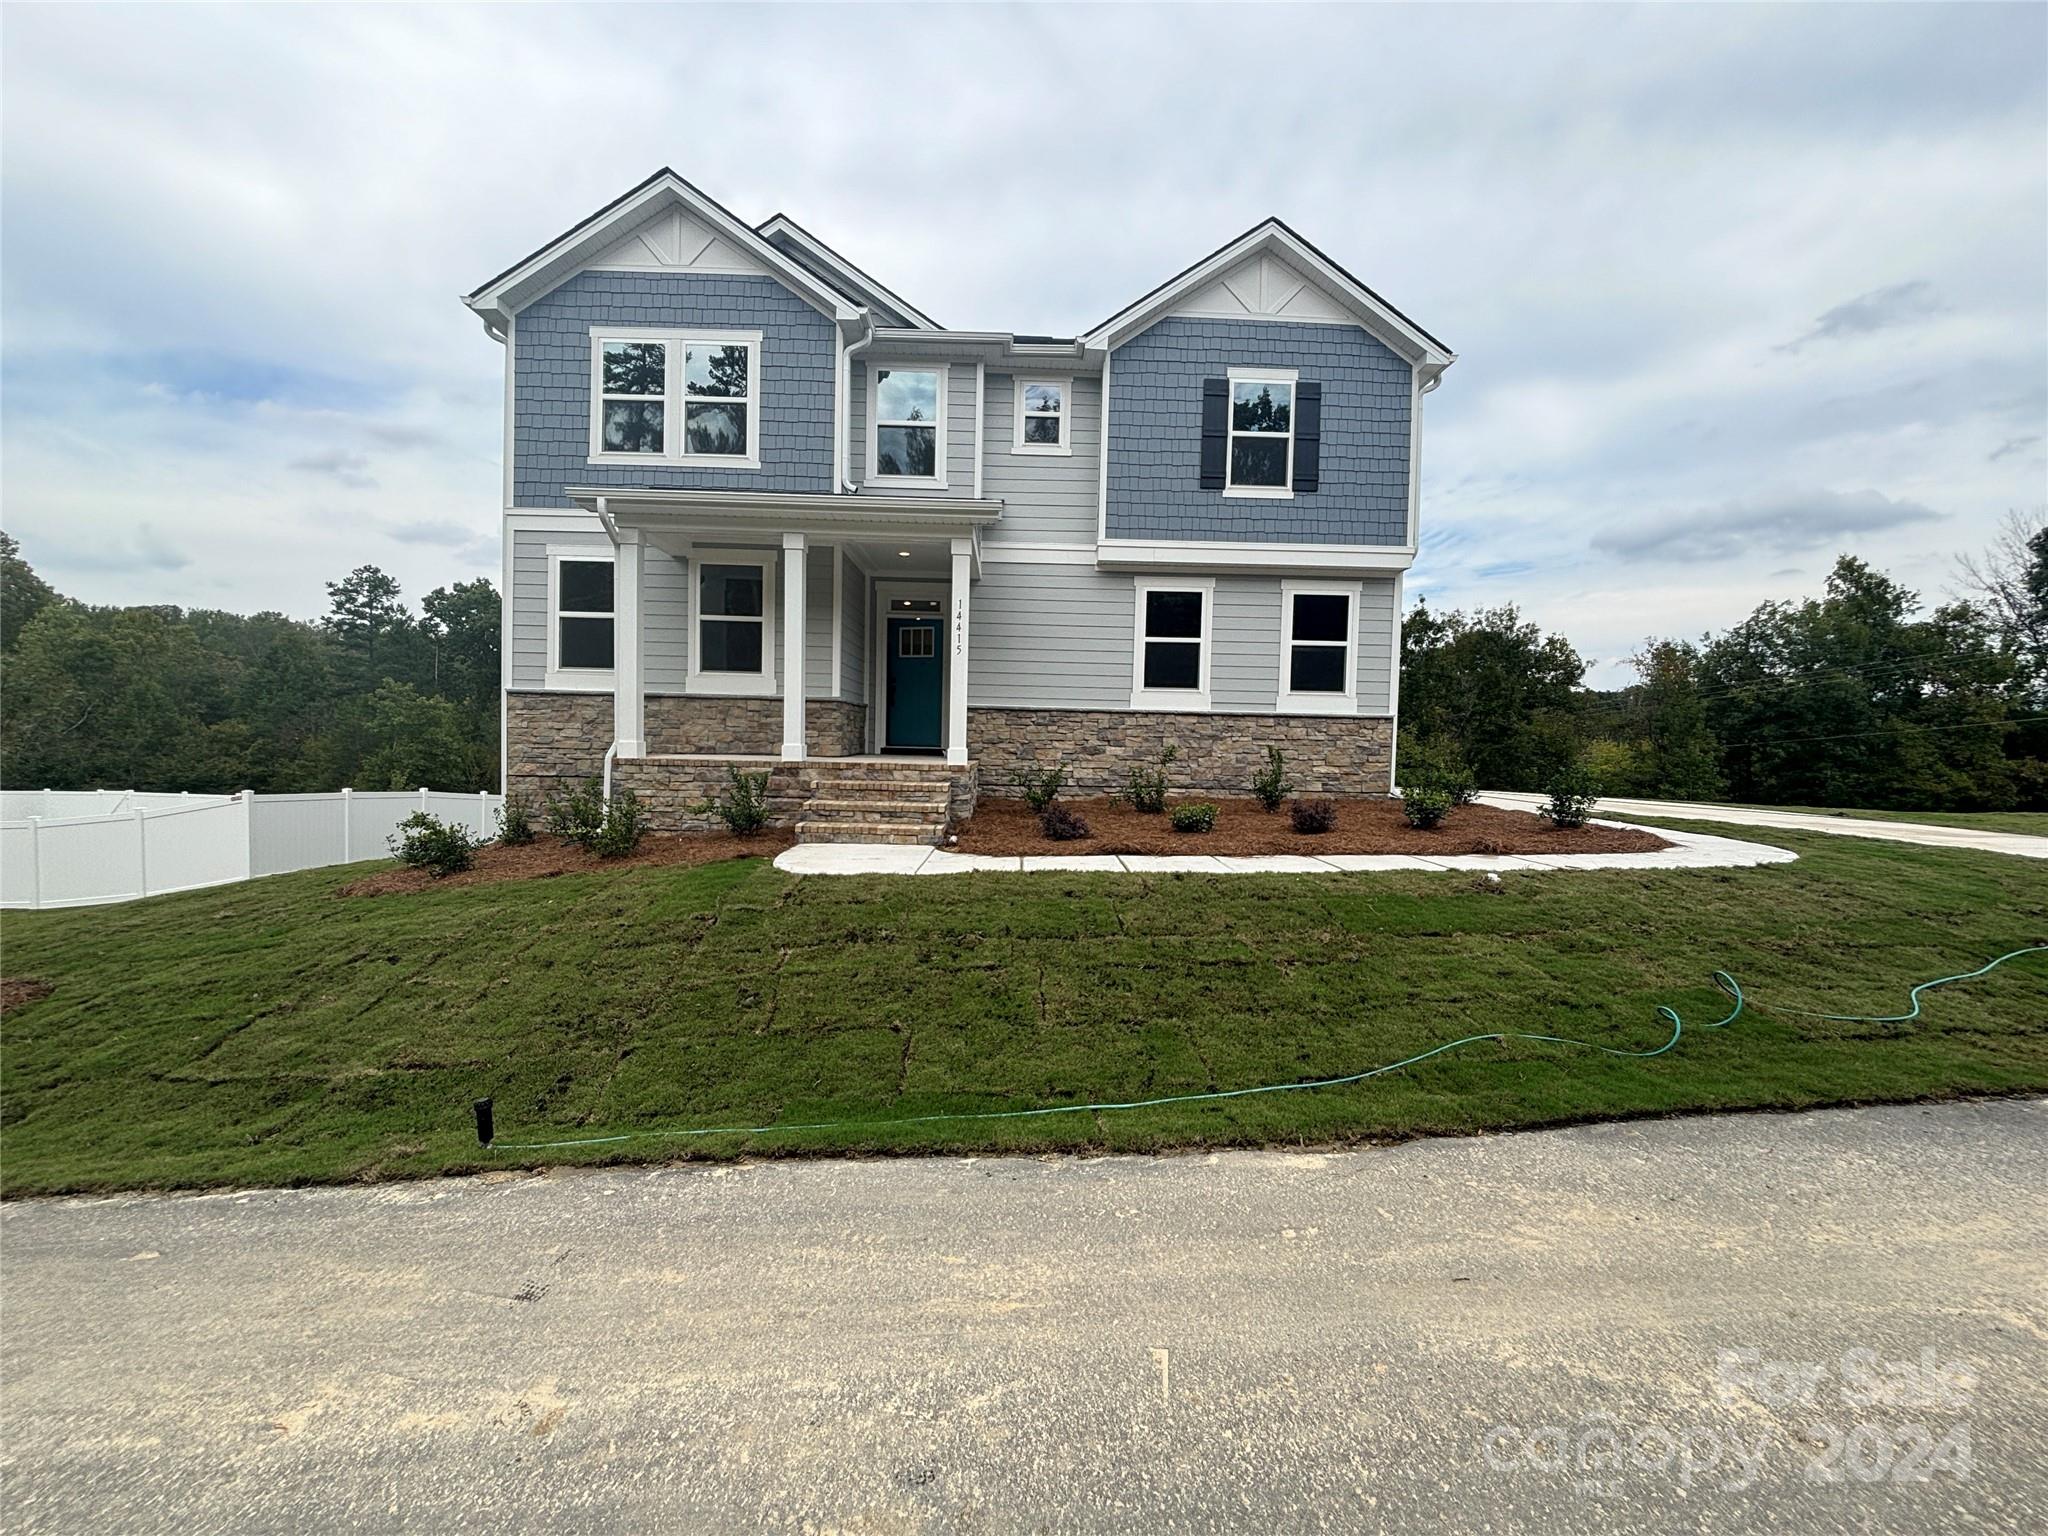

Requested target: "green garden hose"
[{"left": 486, "top": 944, "right": 2047, "bottom": 1153}]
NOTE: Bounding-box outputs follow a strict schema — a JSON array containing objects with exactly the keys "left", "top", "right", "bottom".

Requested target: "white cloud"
[{"left": 0, "top": 1, "right": 2040, "bottom": 689}]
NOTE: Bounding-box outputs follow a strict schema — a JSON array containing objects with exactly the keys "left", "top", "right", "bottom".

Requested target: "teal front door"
[{"left": 886, "top": 616, "right": 943, "bottom": 750}]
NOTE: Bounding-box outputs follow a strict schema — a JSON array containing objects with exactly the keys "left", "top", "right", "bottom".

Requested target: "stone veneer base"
[
  {"left": 506, "top": 691, "right": 867, "bottom": 805},
  {"left": 966, "top": 707, "right": 1393, "bottom": 797}
]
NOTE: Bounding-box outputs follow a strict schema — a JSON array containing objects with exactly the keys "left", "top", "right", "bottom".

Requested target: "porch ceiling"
[{"left": 566, "top": 486, "right": 1001, "bottom": 544}]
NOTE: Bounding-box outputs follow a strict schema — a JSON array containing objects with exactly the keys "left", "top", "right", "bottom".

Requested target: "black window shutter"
[
  {"left": 1198, "top": 378, "right": 1228, "bottom": 490},
  {"left": 1292, "top": 382, "right": 1322, "bottom": 492}
]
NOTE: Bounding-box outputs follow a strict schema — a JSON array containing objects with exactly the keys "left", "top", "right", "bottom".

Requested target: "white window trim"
[
  {"left": 687, "top": 548, "right": 778, "bottom": 698},
  {"left": 1276, "top": 580, "right": 1360, "bottom": 715},
  {"left": 545, "top": 547, "right": 616, "bottom": 692},
  {"left": 587, "top": 325, "right": 763, "bottom": 469},
  {"left": 1012, "top": 375, "right": 1073, "bottom": 456},
  {"left": 866, "top": 361, "right": 948, "bottom": 488},
  {"left": 1130, "top": 576, "right": 1214, "bottom": 712},
  {"left": 1223, "top": 364, "right": 1297, "bottom": 501}
]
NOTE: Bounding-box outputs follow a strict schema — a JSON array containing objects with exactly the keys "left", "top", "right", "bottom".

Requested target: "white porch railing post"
[
  {"left": 134, "top": 806, "right": 149, "bottom": 898},
  {"left": 946, "top": 536, "right": 973, "bottom": 766},
  {"left": 781, "top": 532, "right": 808, "bottom": 761}
]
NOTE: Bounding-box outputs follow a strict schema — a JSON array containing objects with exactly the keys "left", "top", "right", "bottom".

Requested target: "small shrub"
[
  {"left": 1402, "top": 736, "right": 1477, "bottom": 807},
  {"left": 1169, "top": 801, "right": 1218, "bottom": 834},
  {"left": 1015, "top": 764, "right": 1067, "bottom": 813},
  {"left": 1402, "top": 785, "right": 1453, "bottom": 830},
  {"left": 589, "top": 788, "right": 649, "bottom": 859},
  {"left": 1039, "top": 804, "right": 1092, "bottom": 841},
  {"left": 1542, "top": 762, "right": 1602, "bottom": 829},
  {"left": 1289, "top": 797, "right": 1337, "bottom": 834},
  {"left": 1119, "top": 744, "right": 1177, "bottom": 814},
  {"left": 1250, "top": 746, "right": 1293, "bottom": 812},
  {"left": 496, "top": 794, "right": 536, "bottom": 847},
  {"left": 689, "top": 765, "right": 772, "bottom": 837},
  {"left": 389, "top": 811, "right": 479, "bottom": 877},
  {"left": 546, "top": 776, "right": 605, "bottom": 847}
]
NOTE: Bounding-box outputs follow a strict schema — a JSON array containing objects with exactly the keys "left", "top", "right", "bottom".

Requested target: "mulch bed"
[
  {"left": 951, "top": 797, "right": 1672, "bottom": 857},
  {"left": 0, "top": 978, "right": 54, "bottom": 1014},
  {"left": 337, "top": 831, "right": 795, "bottom": 896}
]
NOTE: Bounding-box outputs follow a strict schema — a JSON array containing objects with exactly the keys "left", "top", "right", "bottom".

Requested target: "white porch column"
[
  {"left": 946, "top": 535, "right": 972, "bottom": 766},
  {"left": 781, "top": 532, "right": 808, "bottom": 760},
  {"left": 612, "top": 527, "right": 646, "bottom": 759}
]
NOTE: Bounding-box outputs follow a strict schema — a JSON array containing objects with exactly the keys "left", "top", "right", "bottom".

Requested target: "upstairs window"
[
  {"left": 1227, "top": 373, "right": 1294, "bottom": 492},
  {"left": 871, "top": 366, "right": 945, "bottom": 482},
  {"left": 547, "top": 552, "right": 614, "bottom": 687},
  {"left": 598, "top": 342, "right": 665, "bottom": 455},
  {"left": 683, "top": 342, "right": 751, "bottom": 456},
  {"left": 1014, "top": 378, "right": 1070, "bottom": 453},
  {"left": 588, "top": 328, "right": 761, "bottom": 466},
  {"left": 1131, "top": 578, "right": 1213, "bottom": 711}
]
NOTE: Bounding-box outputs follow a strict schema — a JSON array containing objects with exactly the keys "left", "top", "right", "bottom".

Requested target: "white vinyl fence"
[{"left": 1, "top": 788, "right": 503, "bottom": 910}]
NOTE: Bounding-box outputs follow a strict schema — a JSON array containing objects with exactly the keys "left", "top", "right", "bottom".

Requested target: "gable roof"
[
  {"left": 755, "top": 213, "right": 942, "bottom": 331},
  {"left": 1081, "top": 218, "right": 1454, "bottom": 380},
  {"left": 462, "top": 168, "right": 862, "bottom": 332}
]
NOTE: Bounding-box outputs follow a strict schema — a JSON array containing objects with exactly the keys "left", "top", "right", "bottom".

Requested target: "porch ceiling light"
[{"left": 897, "top": 549, "right": 911, "bottom": 557}]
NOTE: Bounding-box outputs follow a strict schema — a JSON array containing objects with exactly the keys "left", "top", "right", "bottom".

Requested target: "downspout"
[
  {"left": 595, "top": 495, "right": 621, "bottom": 801},
  {"left": 840, "top": 310, "right": 875, "bottom": 493}
]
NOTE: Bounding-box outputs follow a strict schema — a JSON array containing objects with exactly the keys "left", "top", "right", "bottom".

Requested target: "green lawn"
[
  {"left": 1761, "top": 806, "right": 2048, "bottom": 836},
  {"left": 3, "top": 820, "right": 2044, "bottom": 1195}
]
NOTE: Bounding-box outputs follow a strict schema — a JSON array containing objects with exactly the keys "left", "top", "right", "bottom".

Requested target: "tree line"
[
  {"left": 1401, "top": 514, "right": 2048, "bottom": 810},
  {"left": 0, "top": 534, "right": 500, "bottom": 794},
  {"left": 3, "top": 517, "right": 2042, "bottom": 810}
]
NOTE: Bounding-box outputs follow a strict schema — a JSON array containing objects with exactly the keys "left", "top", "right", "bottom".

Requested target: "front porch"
[
  {"left": 577, "top": 486, "right": 997, "bottom": 771},
  {"left": 610, "top": 754, "right": 978, "bottom": 845}
]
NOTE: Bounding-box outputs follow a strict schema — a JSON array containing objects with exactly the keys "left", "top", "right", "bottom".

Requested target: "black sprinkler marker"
[{"left": 473, "top": 1097, "right": 495, "bottom": 1147}]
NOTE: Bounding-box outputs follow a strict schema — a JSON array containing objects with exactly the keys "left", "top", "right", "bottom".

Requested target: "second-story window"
[
  {"left": 588, "top": 328, "right": 761, "bottom": 466},
  {"left": 599, "top": 341, "right": 666, "bottom": 455},
  {"left": 872, "top": 366, "right": 945, "bottom": 482},
  {"left": 1227, "top": 371, "right": 1295, "bottom": 493},
  {"left": 1014, "top": 379, "right": 1070, "bottom": 454}
]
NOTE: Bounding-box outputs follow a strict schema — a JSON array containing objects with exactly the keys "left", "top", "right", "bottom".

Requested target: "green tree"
[
  {"left": 1400, "top": 601, "right": 1586, "bottom": 790},
  {"left": 1, "top": 532, "right": 59, "bottom": 652}
]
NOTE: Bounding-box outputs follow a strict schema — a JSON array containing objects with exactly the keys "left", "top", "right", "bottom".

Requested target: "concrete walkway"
[
  {"left": 1481, "top": 792, "right": 2048, "bottom": 860},
  {"left": 775, "top": 819, "right": 1795, "bottom": 876},
  {"left": 4, "top": 1100, "right": 2042, "bottom": 1534}
]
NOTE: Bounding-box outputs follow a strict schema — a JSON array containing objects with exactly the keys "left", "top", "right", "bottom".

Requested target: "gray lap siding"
[
  {"left": 512, "top": 271, "right": 836, "bottom": 505},
  {"left": 1105, "top": 317, "right": 1412, "bottom": 545}
]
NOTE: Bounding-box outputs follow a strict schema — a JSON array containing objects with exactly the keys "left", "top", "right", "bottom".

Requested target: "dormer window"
[
  {"left": 870, "top": 365, "right": 946, "bottom": 484},
  {"left": 1014, "top": 378, "right": 1070, "bottom": 454},
  {"left": 588, "top": 327, "right": 760, "bottom": 467}
]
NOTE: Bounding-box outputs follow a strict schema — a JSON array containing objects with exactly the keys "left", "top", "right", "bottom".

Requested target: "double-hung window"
[
  {"left": 870, "top": 365, "right": 945, "bottom": 483},
  {"left": 1278, "top": 583, "right": 1357, "bottom": 713},
  {"left": 1014, "top": 378, "right": 1070, "bottom": 454},
  {"left": 1225, "top": 367, "right": 1296, "bottom": 496},
  {"left": 1131, "top": 578, "right": 1213, "bottom": 711},
  {"left": 589, "top": 328, "right": 761, "bottom": 466},
  {"left": 690, "top": 551, "right": 776, "bottom": 696},
  {"left": 547, "top": 551, "right": 615, "bottom": 688}
]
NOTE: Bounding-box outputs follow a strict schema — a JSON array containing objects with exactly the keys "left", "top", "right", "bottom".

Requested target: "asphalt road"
[{"left": 4, "top": 1100, "right": 2044, "bottom": 1534}]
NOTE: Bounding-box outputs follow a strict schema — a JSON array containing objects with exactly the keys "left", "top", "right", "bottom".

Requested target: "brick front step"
[
  {"left": 803, "top": 800, "right": 949, "bottom": 822},
  {"left": 795, "top": 820, "right": 945, "bottom": 846},
  {"left": 800, "top": 779, "right": 954, "bottom": 805}
]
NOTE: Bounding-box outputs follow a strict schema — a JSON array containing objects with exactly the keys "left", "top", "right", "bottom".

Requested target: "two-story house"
[{"left": 466, "top": 169, "right": 1453, "bottom": 842}]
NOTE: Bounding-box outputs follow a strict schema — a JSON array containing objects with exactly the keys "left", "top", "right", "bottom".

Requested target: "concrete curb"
[{"left": 771, "top": 820, "right": 1799, "bottom": 877}]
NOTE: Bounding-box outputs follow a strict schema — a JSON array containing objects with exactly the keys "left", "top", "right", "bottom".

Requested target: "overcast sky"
[{"left": 3, "top": 3, "right": 2043, "bottom": 684}]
